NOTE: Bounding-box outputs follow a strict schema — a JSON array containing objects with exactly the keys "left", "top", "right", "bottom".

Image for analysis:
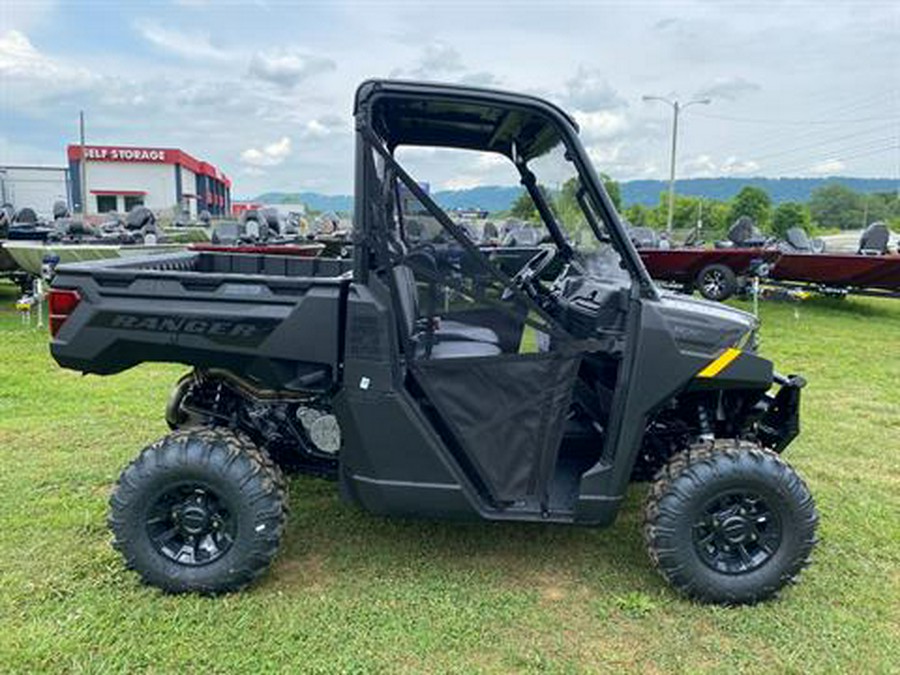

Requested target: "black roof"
[{"left": 354, "top": 79, "right": 579, "bottom": 161}]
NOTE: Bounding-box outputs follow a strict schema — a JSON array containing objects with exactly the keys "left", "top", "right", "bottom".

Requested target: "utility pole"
[
  {"left": 643, "top": 95, "right": 711, "bottom": 234},
  {"left": 79, "top": 111, "right": 87, "bottom": 215}
]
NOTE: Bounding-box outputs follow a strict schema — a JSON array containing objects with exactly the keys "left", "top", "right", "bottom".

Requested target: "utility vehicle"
[{"left": 48, "top": 80, "right": 817, "bottom": 604}]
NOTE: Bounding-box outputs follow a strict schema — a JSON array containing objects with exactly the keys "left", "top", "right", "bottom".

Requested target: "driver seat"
[
  {"left": 389, "top": 232, "right": 500, "bottom": 345},
  {"left": 393, "top": 265, "right": 500, "bottom": 359}
]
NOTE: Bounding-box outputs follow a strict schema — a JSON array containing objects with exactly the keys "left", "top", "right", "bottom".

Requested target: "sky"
[{"left": 1, "top": 0, "right": 898, "bottom": 198}]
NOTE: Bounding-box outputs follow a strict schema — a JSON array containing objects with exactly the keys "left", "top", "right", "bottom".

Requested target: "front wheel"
[
  {"left": 643, "top": 439, "right": 817, "bottom": 604},
  {"left": 109, "top": 427, "right": 287, "bottom": 593}
]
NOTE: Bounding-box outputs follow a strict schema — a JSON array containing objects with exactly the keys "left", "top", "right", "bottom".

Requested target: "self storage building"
[{"left": 67, "top": 145, "right": 232, "bottom": 217}]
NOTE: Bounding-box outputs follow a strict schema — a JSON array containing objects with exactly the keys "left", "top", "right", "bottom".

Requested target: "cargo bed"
[{"left": 50, "top": 251, "right": 354, "bottom": 390}]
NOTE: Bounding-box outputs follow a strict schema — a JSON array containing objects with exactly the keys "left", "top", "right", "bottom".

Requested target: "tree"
[
  {"left": 703, "top": 201, "right": 731, "bottom": 236},
  {"left": 509, "top": 185, "right": 557, "bottom": 222},
  {"left": 623, "top": 203, "right": 651, "bottom": 227},
  {"left": 771, "top": 202, "right": 811, "bottom": 239},
  {"left": 728, "top": 186, "right": 772, "bottom": 229},
  {"left": 509, "top": 189, "right": 537, "bottom": 221},
  {"left": 600, "top": 173, "right": 622, "bottom": 211},
  {"left": 808, "top": 184, "right": 863, "bottom": 230}
]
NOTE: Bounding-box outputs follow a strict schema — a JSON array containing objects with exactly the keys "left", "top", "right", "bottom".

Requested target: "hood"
[{"left": 655, "top": 291, "right": 758, "bottom": 355}]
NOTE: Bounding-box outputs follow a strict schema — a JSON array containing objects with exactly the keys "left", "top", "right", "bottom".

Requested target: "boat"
[
  {"left": 639, "top": 247, "right": 780, "bottom": 300},
  {"left": 190, "top": 242, "right": 324, "bottom": 257},
  {"left": 2, "top": 240, "right": 185, "bottom": 276},
  {"left": 1, "top": 204, "right": 186, "bottom": 278},
  {"left": 769, "top": 225, "right": 900, "bottom": 297}
]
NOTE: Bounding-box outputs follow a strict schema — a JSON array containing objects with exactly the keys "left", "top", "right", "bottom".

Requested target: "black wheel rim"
[
  {"left": 693, "top": 490, "right": 782, "bottom": 574},
  {"left": 145, "top": 483, "right": 236, "bottom": 566},
  {"left": 702, "top": 270, "right": 725, "bottom": 298}
]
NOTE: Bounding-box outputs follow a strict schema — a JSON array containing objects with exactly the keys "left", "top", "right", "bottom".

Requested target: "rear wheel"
[
  {"left": 697, "top": 264, "right": 737, "bottom": 301},
  {"left": 109, "top": 427, "right": 287, "bottom": 593},
  {"left": 643, "top": 439, "right": 817, "bottom": 604}
]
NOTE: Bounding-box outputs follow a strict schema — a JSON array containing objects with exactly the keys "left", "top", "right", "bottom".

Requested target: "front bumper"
[{"left": 757, "top": 373, "right": 805, "bottom": 452}]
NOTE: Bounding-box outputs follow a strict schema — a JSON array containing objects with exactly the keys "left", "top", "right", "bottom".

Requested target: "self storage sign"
[{"left": 82, "top": 146, "right": 168, "bottom": 162}]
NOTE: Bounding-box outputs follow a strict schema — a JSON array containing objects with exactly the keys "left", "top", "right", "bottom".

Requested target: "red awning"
[{"left": 90, "top": 190, "right": 147, "bottom": 196}]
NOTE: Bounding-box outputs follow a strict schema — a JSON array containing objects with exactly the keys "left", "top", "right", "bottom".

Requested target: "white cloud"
[
  {"left": 564, "top": 67, "right": 627, "bottom": 111},
  {"left": 0, "top": 0, "right": 55, "bottom": 32},
  {"left": 0, "top": 30, "right": 97, "bottom": 104},
  {"left": 695, "top": 76, "right": 761, "bottom": 101},
  {"left": 136, "top": 21, "right": 231, "bottom": 61},
  {"left": 680, "top": 154, "right": 760, "bottom": 178},
  {"left": 241, "top": 166, "right": 267, "bottom": 177},
  {"left": 809, "top": 159, "right": 846, "bottom": 175},
  {"left": 414, "top": 42, "right": 465, "bottom": 76},
  {"left": 300, "top": 115, "right": 347, "bottom": 140},
  {"left": 247, "top": 49, "right": 335, "bottom": 87},
  {"left": 721, "top": 156, "right": 760, "bottom": 175},
  {"left": 241, "top": 137, "right": 292, "bottom": 167},
  {"left": 573, "top": 110, "right": 630, "bottom": 141},
  {"left": 458, "top": 71, "right": 502, "bottom": 87},
  {"left": 392, "top": 43, "right": 498, "bottom": 86}
]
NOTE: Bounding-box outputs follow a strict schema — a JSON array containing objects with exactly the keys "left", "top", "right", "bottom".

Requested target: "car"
[{"left": 47, "top": 80, "right": 817, "bottom": 604}]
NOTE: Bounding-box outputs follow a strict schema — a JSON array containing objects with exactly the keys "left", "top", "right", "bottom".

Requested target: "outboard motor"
[
  {"left": 858, "top": 222, "right": 890, "bottom": 255},
  {"left": 240, "top": 209, "right": 270, "bottom": 241},
  {"left": 52, "top": 201, "right": 71, "bottom": 220},
  {"left": 259, "top": 208, "right": 281, "bottom": 238},
  {"left": 726, "top": 216, "right": 768, "bottom": 248},
  {"left": 125, "top": 206, "right": 156, "bottom": 230},
  {"left": 0, "top": 204, "right": 11, "bottom": 237},
  {"left": 14, "top": 207, "right": 38, "bottom": 225}
]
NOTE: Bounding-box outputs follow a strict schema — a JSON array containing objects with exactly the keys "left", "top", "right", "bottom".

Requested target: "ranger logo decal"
[{"left": 91, "top": 313, "right": 277, "bottom": 347}]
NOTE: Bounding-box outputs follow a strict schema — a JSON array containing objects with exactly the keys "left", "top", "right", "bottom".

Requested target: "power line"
[
  {"left": 742, "top": 123, "right": 898, "bottom": 165},
  {"left": 764, "top": 142, "right": 900, "bottom": 177},
  {"left": 687, "top": 89, "right": 899, "bottom": 159},
  {"left": 764, "top": 137, "right": 896, "bottom": 174},
  {"left": 690, "top": 112, "right": 895, "bottom": 126}
]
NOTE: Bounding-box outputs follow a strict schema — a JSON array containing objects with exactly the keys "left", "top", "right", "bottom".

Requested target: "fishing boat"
[{"left": 769, "top": 225, "right": 900, "bottom": 298}]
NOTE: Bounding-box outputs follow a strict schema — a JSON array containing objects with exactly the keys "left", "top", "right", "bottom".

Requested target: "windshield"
[{"left": 524, "top": 141, "right": 614, "bottom": 251}]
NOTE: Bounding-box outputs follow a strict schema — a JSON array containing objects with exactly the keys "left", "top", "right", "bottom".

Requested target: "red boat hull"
[
  {"left": 771, "top": 253, "right": 900, "bottom": 291},
  {"left": 189, "top": 243, "right": 325, "bottom": 257},
  {"left": 639, "top": 248, "right": 779, "bottom": 284}
]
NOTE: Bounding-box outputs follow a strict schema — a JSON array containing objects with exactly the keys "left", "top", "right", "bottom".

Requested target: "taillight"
[{"left": 48, "top": 288, "right": 81, "bottom": 337}]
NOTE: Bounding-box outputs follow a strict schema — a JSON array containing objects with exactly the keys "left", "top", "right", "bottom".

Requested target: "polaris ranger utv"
[{"left": 48, "top": 80, "right": 816, "bottom": 604}]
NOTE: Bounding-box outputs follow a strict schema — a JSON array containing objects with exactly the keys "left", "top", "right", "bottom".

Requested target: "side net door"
[{"left": 380, "top": 148, "right": 584, "bottom": 508}]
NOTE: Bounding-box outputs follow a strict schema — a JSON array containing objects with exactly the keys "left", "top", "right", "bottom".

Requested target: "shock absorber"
[{"left": 697, "top": 403, "right": 714, "bottom": 442}]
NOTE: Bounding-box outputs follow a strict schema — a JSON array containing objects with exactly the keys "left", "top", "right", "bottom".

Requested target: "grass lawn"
[{"left": 0, "top": 279, "right": 897, "bottom": 673}]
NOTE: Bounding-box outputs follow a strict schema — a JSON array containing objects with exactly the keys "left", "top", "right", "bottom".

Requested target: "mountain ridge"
[{"left": 251, "top": 177, "right": 897, "bottom": 213}]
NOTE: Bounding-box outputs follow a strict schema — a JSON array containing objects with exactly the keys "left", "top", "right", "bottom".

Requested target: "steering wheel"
[{"left": 501, "top": 246, "right": 557, "bottom": 302}]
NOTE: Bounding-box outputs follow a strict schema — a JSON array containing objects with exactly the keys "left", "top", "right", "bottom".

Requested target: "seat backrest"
[
  {"left": 859, "top": 222, "right": 889, "bottom": 255},
  {"left": 392, "top": 264, "right": 418, "bottom": 341}
]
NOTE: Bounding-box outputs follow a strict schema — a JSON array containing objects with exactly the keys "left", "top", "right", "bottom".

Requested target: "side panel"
[
  {"left": 574, "top": 299, "right": 769, "bottom": 524},
  {"left": 50, "top": 267, "right": 346, "bottom": 391},
  {"left": 336, "top": 281, "right": 477, "bottom": 518}
]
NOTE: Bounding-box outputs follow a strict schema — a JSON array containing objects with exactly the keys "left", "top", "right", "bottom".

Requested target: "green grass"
[{"left": 0, "top": 280, "right": 898, "bottom": 673}]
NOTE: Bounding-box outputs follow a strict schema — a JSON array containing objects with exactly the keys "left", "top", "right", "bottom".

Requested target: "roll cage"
[{"left": 352, "top": 79, "right": 657, "bottom": 299}]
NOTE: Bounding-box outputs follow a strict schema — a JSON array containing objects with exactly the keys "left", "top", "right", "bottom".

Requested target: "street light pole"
[{"left": 643, "top": 95, "right": 711, "bottom": 235}]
